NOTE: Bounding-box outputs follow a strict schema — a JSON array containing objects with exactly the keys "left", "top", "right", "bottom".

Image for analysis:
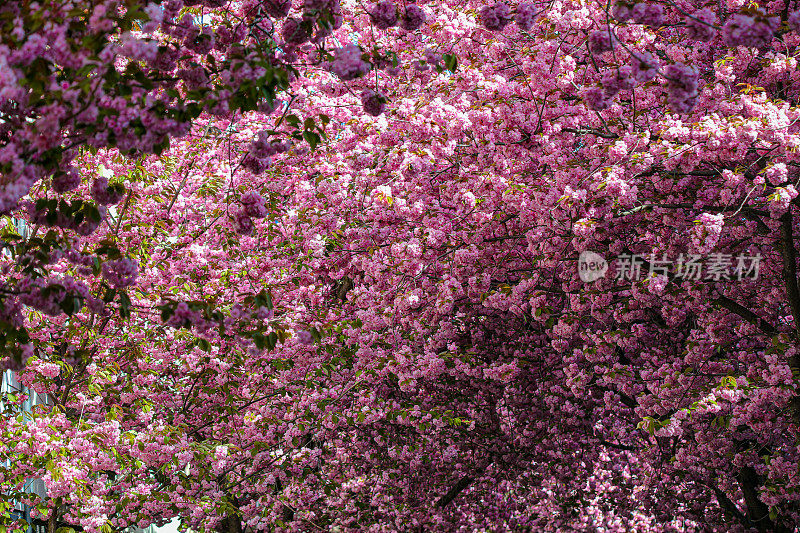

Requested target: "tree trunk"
[
  {"left": 215, "top": 515, "right": 243, "bottom": 533},
  {"left": 47, "top": 500, "right": 58, "bottom": 533},
  {"left": 737, "top": 466, "right": 791, "bottom": 533}
]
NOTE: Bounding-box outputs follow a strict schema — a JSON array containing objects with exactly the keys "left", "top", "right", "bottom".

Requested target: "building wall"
[{"left": 2, "top": 369, "right": 49, "bottom": 533}]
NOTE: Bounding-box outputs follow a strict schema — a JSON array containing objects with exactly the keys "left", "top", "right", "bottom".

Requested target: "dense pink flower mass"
[
  {"left": 686, "top": 8, "right": 717, "bottom": 42},
  {"left": 2, "top": 0, "right": 800, "bottom": 532},
  {"left": 631, "top": 2, "right": 664, "bottom": 27},
  {"left": 360, "top": 89, "right": 386, "bottom": 116},
  {"left": 368, "top": 0, "right": 399, "bottom": 29},
  {"left": 264, "top": 0, "right": 293, "bottom": 19},
  {"left": 664, "top": 63, "right": 700, "bottom": 114},
  {"left": 328, "top": 44, "right": 371, "bottom": 80},
  {"left": 722, "top": 10, "right": 780, "bottom": 49},
  {"left": 479, "top": 2, "right": 512, "bottom": 31},
  {"left": 400, "top": 4, "right": 427, "bottom": 31},
  {"left": 588, "top": 27, "right": 616, "bottom": 54},
  {"left": 515, "top": 3, "right": 538, "bottom": 30},
  {"left": 101, "top": 258, "right": 139, "bottom": 289}
]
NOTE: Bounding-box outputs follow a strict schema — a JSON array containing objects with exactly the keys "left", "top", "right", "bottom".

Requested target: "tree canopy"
[{"left": 1, "top": 0, "right": 800, "bottom": 531}]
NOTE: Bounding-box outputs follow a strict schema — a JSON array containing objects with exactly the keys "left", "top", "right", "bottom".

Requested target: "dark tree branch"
[
  {"left": 709, "top": 482, "right": 746, "bottom": 525},
  {"left": 47, "top": 505, "right": 57, "bottom": 533},
  {"left": 215, "top": 494, "right": 243, "bottom": 533},
  {"left": 712, "top": 296, "right": 777, "bottom": 335},
  {"left": 777, "top": 211, "right": 800, "bottom": 337},
  {"left": 628, "top": 252, "right": 778, "bottom": 336},
  {"left": 736, "top": 466, "right": 790, "bottom": 533},
  {"left": 436, "top": 475, "right": 475, "bottom": 508},
  {"left": 597, "top": 437, "right": 638, "bottom": 451},
  {"left": 776, "top": 211, "right": 800, "bottom": 425},
  {"left": 616, "top": 203, "right": 770, "bottom": 220},
  {"left": 562, "top": 127, "right": 619, "bottom": 139}
]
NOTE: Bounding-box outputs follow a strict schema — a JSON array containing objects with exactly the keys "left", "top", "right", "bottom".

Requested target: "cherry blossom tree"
[{"left": 2, "top": 0, "right": 800, "bottom": 532}]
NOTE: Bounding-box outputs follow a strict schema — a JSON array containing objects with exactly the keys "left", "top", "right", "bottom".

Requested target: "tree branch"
[
  {"left": 709, "top": 482, "right": 746, "bottom": 525},
  {"left": 777, "top": 211, "right": 800, "bottom": 336},
  {"left": 713, "top": 296, "right": 777, "bottom": 335},
  {"left": 436, "top": 474, "right": 475, "bottom": 508},
  {"left": 597, "top": 437, "right": 638, "bottom": 451},
  {"left": 776, "top": 210, "right": 800, "bottom": 425},
  {"left": 736, "top": 466, "right": 789, "bottom": 533},
  {"left": 562, "top": 127, "right": 618, "bottom": 139}
]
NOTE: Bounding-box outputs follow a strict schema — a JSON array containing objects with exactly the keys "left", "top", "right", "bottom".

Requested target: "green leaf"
[
  {"left": 119, "top": 292, "right": 131, "bottom": 319},
  {"left": 303, "top": 131, "right": 320, "bottom": 150},
  {"left": 443, "top": 54, "right": 458, "bottom": 72},
  {"left": 253, "top": 333, "right": 266, "bottom": 349},
  {"left": 285, "top": 114, "right": 301, "bottom": 128}
]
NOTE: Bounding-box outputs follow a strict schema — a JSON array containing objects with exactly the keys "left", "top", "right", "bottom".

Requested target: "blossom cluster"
[{"left": 3, "top": 0, "right": 800, "bottom": 532}]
